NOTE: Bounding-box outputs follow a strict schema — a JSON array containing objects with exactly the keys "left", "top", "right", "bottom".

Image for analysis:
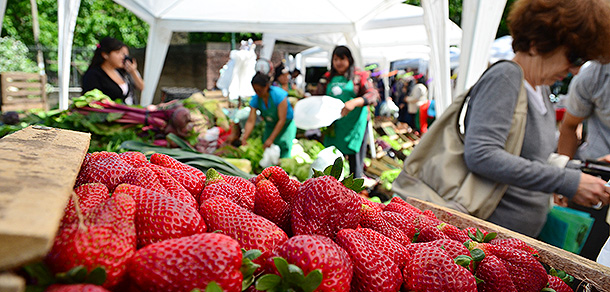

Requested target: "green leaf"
[
  {"left": 22, "top": 262, "right": 56, "bottom": 287},
  {"left": 255, "top": 274, "right": 282, "bottom": 291},
  {"left": 323, "top": 164, "right": 333, "bottom": 176},
  {"left": 312, "top": 169, "right": 325, "bottom": 178},
  {"left": 241, "top": 249, "right": 261, "bottom": 291},
  {"left": 242, "top": 249, "right": 262, "bottom": 261},
  {"left": 205, "top": 281, "right": 223, "bottom": 292},
  {"left": 330, "top": 157, "right": 343, "bottom": 179},
  {"left": 86, "top": 267, "right": 107, "bottom": 285},
  {"left": 475, "top": 229, "right": 484, "bottom": 241},
  {"left": 342, "top": 174, "right": 354, "bottom": 189},
  {"left": 470, "top": 248, "right": 486, "bottom": 262},
  {"left": 541, "top": 288, "right": 556, "bottom": 292},
  {"left": 57, "top": 266, "right": 88, "bottom": 284},
  {"left": 474, "top": 275, "right": 484, "bottom": 285},
  {"left": 301, "top": 270, "right": 323, "bottom": 292},
  {"left": 350, "top": 178, "right": 365, "bottom": 193},
  {"left": 483, "top": 232, "right": 497, "bottom": 243},
  {"left": 454, "top": 255, "right": 472, "bottom": 268},
  {"left": 191, "top": 289, "right": 202, "bottom": 292},
  {"left": 273, "top": 257, "right": 290, "bottom": 278}
]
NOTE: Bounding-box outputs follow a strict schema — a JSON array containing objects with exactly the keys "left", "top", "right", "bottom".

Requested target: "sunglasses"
[{"left": 567, "top": 52, "right": 586, "bottom": 67}]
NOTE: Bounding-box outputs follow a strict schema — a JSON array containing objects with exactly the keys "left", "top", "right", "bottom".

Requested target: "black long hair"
[
  {"left": 251, "top": 71, "right": 271, "bottom": 87},
  {"left": 329, "top": 45, "right": 355, "bottom": 80},
  {"left": 88, "top": 37, "right": 127, "bottom": 69}
]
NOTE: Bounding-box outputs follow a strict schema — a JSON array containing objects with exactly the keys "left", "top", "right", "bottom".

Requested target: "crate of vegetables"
[{"left": 2, "top": 126, "right": 607, "bottom": 292}]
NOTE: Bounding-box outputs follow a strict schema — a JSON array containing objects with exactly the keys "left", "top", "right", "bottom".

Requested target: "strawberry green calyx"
[
  {"left": 467, "top": 228, "right": 497, "bottom": 243},
  {"left": 549, "top": 267, "right": 575, "bottom": 286},
  {"left": 24, "top": 263, "right": 108, "bottom": 290},
  {"left": 255, "top": 257, "right": 323, "bottom": 292},
  {"left": 313, "top": 157, "right": 365, "bottom": 193},
  {"left": 241, "top": 249, "right": 262, "bottom": 290},
  {"left": 205, "top": 168, "right": 225, "bottom": 186}
]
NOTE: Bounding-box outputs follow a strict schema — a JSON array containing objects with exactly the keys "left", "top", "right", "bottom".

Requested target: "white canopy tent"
[{"left": 38, "top": 0, "right": 507, "bottom": 116}]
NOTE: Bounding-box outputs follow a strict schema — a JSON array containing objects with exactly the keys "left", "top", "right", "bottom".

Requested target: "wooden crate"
[
  {"left": 0, "top": 126, "right": 90, "bottom": 291},
  {"left": 0, "top": 72, "right": 48, "bottom": 112},
  {"left": 403, "top": 196, "right": 610, "bottom": 292}
]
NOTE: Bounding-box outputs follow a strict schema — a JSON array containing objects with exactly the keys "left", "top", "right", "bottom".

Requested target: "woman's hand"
[
  {"left": 124, "top": 58, "right": 138, "bottom": 75},
  {"left": 263, "top": 139, "right": 273, "bottom": 149},
  {"left": 571, "top": 173, "right": 610, "bottom": 208},
  {"left": 553, "top": 194, "right": 569, "bottom": 207},
  {"left": 240, "top": 137, "right": 248, "bottom": 147},
  {"left": 597, "top": 154, "right": 610, "bottom": 164}
]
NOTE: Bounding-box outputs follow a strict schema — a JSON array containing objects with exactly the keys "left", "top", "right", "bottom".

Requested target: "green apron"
[
  {"left": 259, "top": 96, "right": 296, "bottom": 158},
  {"left": 324, "top": 76, "right": 368, "bottom": 155}
]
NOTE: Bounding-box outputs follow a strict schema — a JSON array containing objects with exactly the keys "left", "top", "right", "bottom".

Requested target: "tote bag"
[{"left": 392, "top": 61, "right": 528, "bottom": 219}]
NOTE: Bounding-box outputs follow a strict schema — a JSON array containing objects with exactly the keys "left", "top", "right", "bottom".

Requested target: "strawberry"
[
  {"left": 221, "top": 174, "right": 256, "bottom": 210},
  {"left": 150, "top": 152, "right": 206, "bottom": 183},
  {"left": 46, "top": 284, "right": 111, "bottom": 292},
  {"left": 117, "top": 151, "right": 148, "bottom": 167},
  {"left": 491, "top": 238, "right": 539, "bottom": 257},
  {"left": 405, "top": 245, "right": 477, "bottom": 292},
  {"left": 335, "top": 228, "right": 402, "bottom": 292},
  {"left": 270, "top": 235, "right": 352, "bottom": 292},
  {"left": 354, "top": 228, "right": 411, "bottom": 269},
  {"left": 114, "top": 184, "right": 206, "bottom": 248},
  {"left": 257, "top": 166, "right": 296, "bottom": 203},
  {"left": 475, "top": 254, "right": 517, "bottom": 292},
  {"left": 120, "top": 166, "right": 168, "bottom": 195},
  {"left": 473, "top": 243, "right": 548, "bottom": 292},
  {"left": 547, "top": 274, "right": 574, "bottom": 292},
  {"left": 422, "top": 209, "right": 438, "bottom": 219},
  {"left": 359, "top": 204, "right": 410, "bottom": 246},
  {"left": 200, "top": 169, "right": 250, "bottom": 208},
  {"left": 62, "top": 183, "right": 109, "bottom": 226},
  {"left": 359, "top": 196, "right": 384, "bottom": 212},
  {"left": 46, "top": 194, "right": 136, "bottom": 288},
  {"left": 379, "top": 211, "right": 417, "bottom": 241},
  {"left": 75, "top": 152, "right": 92, "bottom": 187},
  {"left": 145, "top": 163, "right": 198, "bottom": 209},
  {"left": 383, "top": 200, "right": 421, "bottom": 223},
  {"left": 128, "top": 233, "right": 243, "bottom": 292},
  {"left": 438, "top": 223, "right": 470, "bottom": 243},
  {"left": 164, "top": 166, "right": 205, "bottom": 198},
  {"left": 413, "top": 213, "right": 444, "bottom": 230},
  {"left": 291, "top": 176, "right": 361, "bottom": 239},
  {"left": 77, "top": 152, "right": 133, "bottom": 191},
  {"left": 464, "top": 226, "right": 490, "bottom": 238},
  {"left": 253, "top": 178, "right": 291, "bottom": 232},
  {"left": 417, "top": 225, "right": 450, "bottom": 242},
  {"left": 200, "top": 195, "right": 288, "bottom": 267},
  {"left": 406, "top": 239, "right": 471, "bottom": 261}
]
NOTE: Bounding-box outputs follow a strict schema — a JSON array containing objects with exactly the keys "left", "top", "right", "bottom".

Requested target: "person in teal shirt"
[
  {"left": 241, "top": 72, "right": 297, "bottom": 158},
  {"left": 314, "top": 46, "right": 380, "bottom": 178}
]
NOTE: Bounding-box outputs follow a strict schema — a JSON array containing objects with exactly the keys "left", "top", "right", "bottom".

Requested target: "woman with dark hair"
[
  {"left": 82, "top": 37, "right": 144, "bottom": 104},
  {"left": 240, "top": 71, "right": 297, "bottom": 158},
  {"left": 273, "top": 63, "right": 304, "bottom": 98},
  {"left": 314, "top": 45, "right": 379, "bottom": 178},
  {"left": 395, "top": 0, "right": 610, "bottom": 237}
]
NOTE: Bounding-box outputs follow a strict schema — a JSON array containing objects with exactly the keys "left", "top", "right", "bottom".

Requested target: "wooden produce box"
[
  {"left": 0, "top": 126, "right": 90, "bottom": 291},
  {"left": 403, "top": 197, "right": 610, "bottom": 292}
]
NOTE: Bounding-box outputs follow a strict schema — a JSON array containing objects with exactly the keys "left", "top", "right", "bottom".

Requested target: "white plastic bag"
[
  {"left": 259, "top": 144, "right": 281, "bottom": 168},
  {"left": 310, "top": 146, "right": 344, "bottom": 179},
  {"left": 293, "top": 96, "right": 345, "bottom": 130},
  {"left": 597, "top": 236, "right": 610, "bottom": 268}
]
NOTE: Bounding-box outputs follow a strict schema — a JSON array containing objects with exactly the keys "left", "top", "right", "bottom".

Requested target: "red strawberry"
[
  {"left": 359, "top": 196, "right": 384, "bottom": 212},
  {"left": 413, "top": 213, "right": 443, "bottom": 230},
  {"left": 389, "top": 196, "right": 423, "bottom": 214},
  {"left": 383, "top": 200, "right": 421, "bottom": 223},
  {"left": 150, "top": 152, "right": 205, "bottom": 183},
  {"left": 200, "top": 195, "right": 288, "bottom": 267},
  {"left": 464, "top": 226, "right": 490, "bottom": 238},
  {"left": 221, "top": 174, "right": 256, "bottom": 210},
  {"left": 474, "top": 243, "right": 548, "bottom": 292},
  {"left": 120, "top": 166, "right": 168, "bottom": 195},
  {"left": 253, "top": 178, "right": 291, "bottom": 232},
  {"left": 438, "top": 223, "right": 470, "bottom": 243},
  {"left": 271, "top": 235, "right": 353, "bottom": 292},
  {"left": 118, "top": 151, "right": 148, "bottom": 167},
  {"left": 406, "top": 239, "right": 471, "bottom": 262},
  {"left": 422, "top": 209, "right": 438, "bottom": 219},
  {"left": 335, "top": 228, "right": 402, "bottom": 292},
  {"left": 417, "top": 225, "right": 450, "bottom": 242},
  {"left": 354, "top": 228, "right": 411, "bottom": 269},
  {"left": 547, "top": 274, "right": 574, "bottom": 292},
  {"left": 476, "top": 254, "right": 517, "bottom": 292},
  {"left": 78, "top": 152, "right": 133, "bottom": 191},
  {"left": 379, "top": 211, "right": 417, "bottom": 241},
  {"left": 46, "top": 194, "right": 136, "bottom": 289},
  {"left": 62, "top": 183, "right": 109, "bottom": 226},
  {"left": 405, "top": 245, "right": 477, "bottom": 292},
  {"left": 75, "top": 152, "right": 92, "bottom": 187},
  {"left": 491, "top": 238, "right": 539, "bottom": 257},
  {"left": 164, "top": 167, "right": 205, "bottom": 198},
  {"left": 146, "top": 163, "right": 198, "bottom": 209},
  {"left": 46, "top": 284, "right": 111, "bottom": 292},
  {"left": 291, "top": 176, "right": 361, "bottom": 239},
  {"left": 359, "top": 204, "right": 410, "bottom": 246},
  {"left": 114, "top": 184, "right": 206, "bottom": 248},
  {"left": 257, "top": 166, "right": 295, "bottom": 203},
  {"left": 128, "top": 233, "right": 242, "bottom": 292},
  {"left": 200, "top": 169, "right": 250, "bottom": 208}
]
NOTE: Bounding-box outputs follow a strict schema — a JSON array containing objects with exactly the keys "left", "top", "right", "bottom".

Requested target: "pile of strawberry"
[{"left": 39, "top": 151, "right": 576, "bottom": 292}]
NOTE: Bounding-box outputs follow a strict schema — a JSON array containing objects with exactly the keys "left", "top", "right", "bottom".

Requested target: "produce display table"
[{"left": 404, "top": 196, "right": 610, "bottom": 292}]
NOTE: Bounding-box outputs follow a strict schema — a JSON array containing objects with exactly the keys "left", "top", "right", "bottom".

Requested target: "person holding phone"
[{"left": 82, "top": 37, "right": 144, "bottom": 104}]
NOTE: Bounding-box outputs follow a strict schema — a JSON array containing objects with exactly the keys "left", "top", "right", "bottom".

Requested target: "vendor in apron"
[
  {"left": 241, "top": 71, "right": 296, "bottom": 158},
  {"left": 314, "top": 46, "right": 380, "bottom": 178}
]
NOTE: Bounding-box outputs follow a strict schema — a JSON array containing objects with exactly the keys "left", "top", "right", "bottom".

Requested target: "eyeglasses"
[{"left": 567, "top": 52, "right": 586, "bottom": 67}]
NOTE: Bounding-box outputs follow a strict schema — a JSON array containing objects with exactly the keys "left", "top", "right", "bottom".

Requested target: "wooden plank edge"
[
  {"left": 0, "top": 273, "right": 25, "bottom": 292},
  {"left": 403, "top": 196, "right": 610, "bottom": 292}
]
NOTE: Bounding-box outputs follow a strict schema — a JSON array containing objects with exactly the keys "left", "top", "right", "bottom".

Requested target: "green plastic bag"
[{"left": 538, "top": 206, "right": 594, "bottom": 254}]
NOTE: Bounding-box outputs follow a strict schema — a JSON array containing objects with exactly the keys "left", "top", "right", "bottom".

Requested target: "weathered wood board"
[
  {"left": 404, "top": 196, "right": 610, "bottom": 292},
  {"left": 0, "top": 126, "right": 90, "bottom": 270},
  {"left": 0, "top": 272, "right": 25, "bottom": 292}
]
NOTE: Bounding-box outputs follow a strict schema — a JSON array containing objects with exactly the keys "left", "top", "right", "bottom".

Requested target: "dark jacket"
[{"left": 82, "top": 66, "right": 133, "bottom": 102}]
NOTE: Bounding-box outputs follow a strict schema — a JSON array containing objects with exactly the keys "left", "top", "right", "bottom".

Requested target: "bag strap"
[{"left": 456, "top": 60, "right": 527, "bottom": 143}]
